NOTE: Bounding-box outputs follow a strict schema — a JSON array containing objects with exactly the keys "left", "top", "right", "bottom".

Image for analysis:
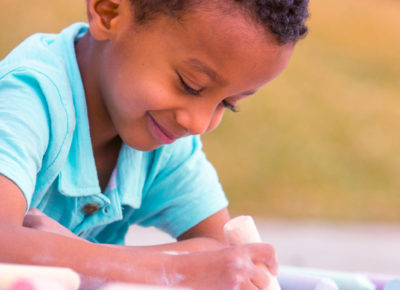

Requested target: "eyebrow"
[{"left": 183, "top": 58, "right": 226, "bottom": 84}]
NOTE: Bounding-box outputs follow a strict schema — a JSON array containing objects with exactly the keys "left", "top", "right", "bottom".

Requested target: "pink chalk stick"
[{"left": 8, "top": 278, "right": 67, "bottom": 290}]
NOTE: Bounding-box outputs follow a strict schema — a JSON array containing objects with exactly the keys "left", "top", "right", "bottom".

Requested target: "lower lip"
[{"left": 147, "top": 114, "right": 176, "bottom": 145}]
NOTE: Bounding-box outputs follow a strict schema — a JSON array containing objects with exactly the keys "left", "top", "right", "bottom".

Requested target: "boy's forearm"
[
  {"left": 1, "top": 216, "right": 279, "bottom": 290},
  {"left": 0, "top": 223, "right": 173, "bottom": 288},
  {"left": 119, "top": 236, "right": 226, "bottom": 253},
  {"left": 2, "top": 205, "right": 230, "bottom": 288},
  {"left": 22, "top": 207, "right": 228, "bottom": 253}
]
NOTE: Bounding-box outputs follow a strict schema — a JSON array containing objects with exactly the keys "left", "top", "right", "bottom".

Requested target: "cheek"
[
  {"left": 101, "top": 44, "right": 177, "bottom": 114},
  {"left": 207, "top": 109, "right": 225, "bottom": 132},
  {"left": 102, "top": 68, "right": 163, "bottom": 114}
]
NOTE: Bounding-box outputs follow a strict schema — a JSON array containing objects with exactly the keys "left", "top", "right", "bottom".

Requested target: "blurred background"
[
  {"left": 1, "top": 0, "right": 399, "bottom": 274},
  {"left": 204, "top": 0, "right": 400, "bottom": 222}
]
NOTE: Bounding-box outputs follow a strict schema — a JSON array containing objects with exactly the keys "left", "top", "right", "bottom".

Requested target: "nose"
[{"left": 176, "top": 105, "right": 223, "bottom": 136}]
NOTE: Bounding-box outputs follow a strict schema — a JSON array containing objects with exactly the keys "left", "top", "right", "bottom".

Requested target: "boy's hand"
[
  {"left": 167, "top": 243, "right": 278, "bottom": 290},
  {"left": 23, "top": 208, "right": 83, "bottom": 240}
]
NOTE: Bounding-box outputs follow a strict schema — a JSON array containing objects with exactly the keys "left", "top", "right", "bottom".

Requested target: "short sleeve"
[
  {"left": 132, "top": 135, "right": 228, "bottom": 238},
  {"left": 0, "top": 69, "right": 50, "bottom": 207}
]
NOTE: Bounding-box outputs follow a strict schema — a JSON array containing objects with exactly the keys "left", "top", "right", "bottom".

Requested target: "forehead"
[
  {"left": 170, "top": 6, "right": 291, "bottom": 84},
  {"left": 136, "top": 1, "right": 273, "bottom": 47},
  {"left": 125, "top": 2, "right": 293, "bottom": 90}
]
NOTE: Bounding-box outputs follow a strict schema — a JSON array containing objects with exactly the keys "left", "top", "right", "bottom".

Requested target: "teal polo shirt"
[{"left": 0, "top": 23, "right": 228, "bottom": 244}]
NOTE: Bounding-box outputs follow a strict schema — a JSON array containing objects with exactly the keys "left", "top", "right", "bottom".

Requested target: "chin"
[{"left": 124, "top": 139, "right": 164, "bottom": 152}]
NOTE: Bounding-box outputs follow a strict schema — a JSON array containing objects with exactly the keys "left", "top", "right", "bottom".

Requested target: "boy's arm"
[
  {"left": 24, "top": 206, "right": 230, "bottom": 252},
  {"left": 23, "top": 207, "right": 230, "bottom": 251},
  {"left": 1, "top": 175, "right": 278, "bottom": 289},
  {"left": 171, "top": 208, "right": 231, "bottom": 250},
  {"left": 127, "top": 209, "right": 231, "bottom": 252},
  {"left": 0, "top": 175, "right": 170, "bottom": 288},
  {"left": 177, "top": 208, "right": 230, "bottom": 244}
]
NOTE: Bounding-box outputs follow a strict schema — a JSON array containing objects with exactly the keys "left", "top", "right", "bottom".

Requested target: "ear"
[{"left": 87, "top": 0, "right": 122, "bottom": 41}]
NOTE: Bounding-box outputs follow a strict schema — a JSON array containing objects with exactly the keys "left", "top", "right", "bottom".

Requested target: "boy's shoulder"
[
  {"left": 0, "top": 23, "right": 89, "bottom": 130},
  {"left": 0, "top": 23, "right": 88, "bottom": 83},
  {"left": 0, "top": 23, "right": 90, "bottom": 195}
]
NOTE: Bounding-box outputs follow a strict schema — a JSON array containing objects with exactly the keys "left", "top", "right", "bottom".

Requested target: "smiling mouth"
[{"left": 147, "top": 113, "right": 177, "bottom": 144}]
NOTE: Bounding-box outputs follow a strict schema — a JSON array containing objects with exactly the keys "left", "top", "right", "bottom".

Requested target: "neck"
[{"left": 75, "top": 33, "right": 119, "bottom": 151}]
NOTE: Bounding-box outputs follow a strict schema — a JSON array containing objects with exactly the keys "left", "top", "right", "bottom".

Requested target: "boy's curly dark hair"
[{"left": 128, "top": 0, "right": 309, "bottom": 45}]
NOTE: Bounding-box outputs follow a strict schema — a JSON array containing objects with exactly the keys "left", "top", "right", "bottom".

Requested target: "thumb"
[{"left": 26, "top": 208, "right": 46, "bottom": 216}]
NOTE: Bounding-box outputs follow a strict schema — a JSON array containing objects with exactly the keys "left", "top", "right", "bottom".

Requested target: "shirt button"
[{"left": 82, "top": 203, "right": 99, "bottom": 214}]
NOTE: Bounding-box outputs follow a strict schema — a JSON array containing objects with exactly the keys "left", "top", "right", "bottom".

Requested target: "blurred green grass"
[{"left": 1, "top": 0, "right": 399, "bottom": 222}]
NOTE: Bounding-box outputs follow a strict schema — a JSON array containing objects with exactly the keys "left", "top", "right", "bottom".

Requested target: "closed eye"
[
  {"left": 177, "top": 73, "right": 202, "bottom": 96},
  {"left": 178, "top": 72, "right": 238, "bottom": 112}
]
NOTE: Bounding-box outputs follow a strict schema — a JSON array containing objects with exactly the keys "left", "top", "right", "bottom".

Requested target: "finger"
[
  {"left": 250, "top": 263, "right": 271, "bottom": 289},
  {"left": 22, "top": 214, "right": 40, "bottom": 228},
  {"left": 246, "top": 243, "right": 279, "bottom": 275},
  {"left": 23, "top": 208, "right": 46, "bottom": 228},
  {"left": 241, "top": 278, "right": 258, "bottom": 290},
  {"left": 26, "top": 207, "right": 45, "bottom": 216}
]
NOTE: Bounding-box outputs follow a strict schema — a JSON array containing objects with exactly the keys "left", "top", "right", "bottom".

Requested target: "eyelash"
[
  {"left": 222, "top": 100, "right": 239, "bottom": 113},
  {"left": 178, "top": 73, "right": 202, "bottom": 96},
  {"left": 178, "top": 73, "right": 238, "bottom": 113}
]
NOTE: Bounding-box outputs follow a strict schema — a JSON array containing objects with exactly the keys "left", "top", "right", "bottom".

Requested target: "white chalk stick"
[
  {"left": 224, "top": 216, "right": 281, "bottom": 290},
  {"left": 0, "top": 263, "right": 80, "bottom": 290},
  {"left": 99, "top": 282, "right": 191, "bottom": 290}
]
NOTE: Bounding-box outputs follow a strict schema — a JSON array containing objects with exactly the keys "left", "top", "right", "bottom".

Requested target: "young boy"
[{"left": 0, "top": 0, "right": 308, "bottom": 289}]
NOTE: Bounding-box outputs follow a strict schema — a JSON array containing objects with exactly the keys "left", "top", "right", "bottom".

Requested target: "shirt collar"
[
  {"left": 56, "top": 23, "right": 144, "bottom": 210},
  {"left": 115, "top": 144, "right": 144, "bottom": 209},
  {"left": 57, "top": 23, "right": 101, "bottom": 197}
]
